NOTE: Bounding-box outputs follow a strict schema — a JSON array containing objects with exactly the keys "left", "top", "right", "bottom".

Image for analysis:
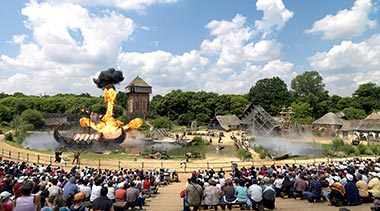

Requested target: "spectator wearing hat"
[
  {"left": 0, "top": 191, "right": 12, "bottom": 211},
  {"left": 203, "top": 179, "right": 221, "bottom": 211},
  {"left": 92, "top": 187, "right": 114, "bottom": 211},
  {"left": 325, "top": 175, "right": 345, "bottom": 206},
  {"left": 12, "top": 180, "right": 41, "bottom": 211},
  {"left": 290, "top": 174, "right": 307, "bottom": 199},
  {"left": 344, "top": 174, "right": 361, "bottom": 206},
  {"left": 368, "top": 172, "right": 380, "bottom": 198},
  {"left": 13, "top": 176, "right": 26, "bottom": 198},
  {"left": 115, "top": 183, "right": 127, "bottom": 202},
  {"left": 70, "top": 192, "right": 88, "bottom": 211}
]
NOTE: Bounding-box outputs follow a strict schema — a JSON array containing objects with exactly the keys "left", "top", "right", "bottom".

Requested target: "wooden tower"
[{"left": 125, "top": 76, "right": 152, "bottom": 119}]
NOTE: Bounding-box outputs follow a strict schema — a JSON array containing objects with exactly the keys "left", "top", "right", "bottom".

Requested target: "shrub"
[
  {"left": 331, "top": 138, "right": 345, "bottom": 151},
  {"left": 237, "top": 148, "right": 252, "bottom": 160},
  {"left": 370, "top": 145, "right": 380, "bottom": 155},
  {"left": 192, "top": 136, "right": 205, "bottom": 146},
  {"left": 357, "top": 144, "right": 368, "bottom": 154},
  {"left": 4, "top": 133, "right": 13, "bottom": 141}
]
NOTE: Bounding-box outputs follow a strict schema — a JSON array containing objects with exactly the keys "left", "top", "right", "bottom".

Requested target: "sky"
[{"left": 0, "top": 0, "right": 379, "bottom": 97}]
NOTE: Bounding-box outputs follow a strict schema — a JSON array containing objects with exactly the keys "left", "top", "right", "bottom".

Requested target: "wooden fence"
[{"left": 0, "top": 147, "right": 378, "bottom": 173}]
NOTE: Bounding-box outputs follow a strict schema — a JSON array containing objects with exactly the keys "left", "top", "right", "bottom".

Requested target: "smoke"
[
  {"left": 250, "top": 137, "right": 323, "bottom": 156},
  {"left": 93, "top": 68, "right": 124, "bottom": 89},
  {"left": 22, "top": 133, "right": 60, "bottom": 151}
]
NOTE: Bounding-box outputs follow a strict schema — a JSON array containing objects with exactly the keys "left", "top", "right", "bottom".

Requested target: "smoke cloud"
[
  {"left": 250, "top": 137, "right": 323, "bottom": 156},
  {"left": 93, "top": 68, "right": 124, "bottom": 89}
]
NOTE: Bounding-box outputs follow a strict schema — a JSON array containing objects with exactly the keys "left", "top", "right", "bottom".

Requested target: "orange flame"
[
  {"left": 123, "top": 118, "right": 143, "bottom": 130},
  {"left": 80, "top": 87, "right": 143, "bottom": 137}
]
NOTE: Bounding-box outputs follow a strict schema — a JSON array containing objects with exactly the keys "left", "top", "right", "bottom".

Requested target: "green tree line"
[{"left": 1, "top": 71, "right": 380, "bottom": 130}]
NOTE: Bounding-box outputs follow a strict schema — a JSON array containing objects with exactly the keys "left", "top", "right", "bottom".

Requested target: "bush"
[
  {"left": 192, "top": 136, "right": 205, "bottom": 146},
  {"left": 152, "top": 116, "right": 172, "bottom": 129},
  {"left": 254, "top": 146, "right": 271, "bottom": 159},
  {"left": 4, "top": 133, "right": 13, "bottom": 141},
  {"left": 370, "top": 145, "right": 380, "bottom": 155},
  {"left": 357, "top": 144, "right": 368, "bottom": 154},
  {"left": 331, "top": 138, "right": 345, "bottom": 151},
  {"left": 340, "top": 144, "right": 357, "bottom": 155},
  {"left": 237, "top": 148, "right": 252, "bottom": 160}
]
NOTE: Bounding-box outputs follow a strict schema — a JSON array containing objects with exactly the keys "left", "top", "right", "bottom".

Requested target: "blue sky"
[{"left": 0, "top": 0, "right": 379, "bottom": 97}]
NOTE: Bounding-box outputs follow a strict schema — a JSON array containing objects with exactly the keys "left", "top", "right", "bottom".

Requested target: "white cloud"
[
  {"left": 305, "top": 0, "right": 377, "bottom": 40},
  {"left": 118, "top": 50, "right": 209, "bottom": 95},
  {"left": 255, "top": 0, "right": 294, "bottom": 38},
  {"left": 201, "top": 14, "right": 282, "bottom": 67},
  {"left": 0, "top": 1, "right": 135, "bottom": 95},
  {"left": 309, "top": 34, "right": 380, "bottom": 72},
  {"left": 203, "top": 60, "right": 295, "bottom": 94},
  {"left": 309, "top": 34, "right": 380, "bottom": 96},
  {"left": 50, "top": 0, "right": 178, "bottom": 11}
]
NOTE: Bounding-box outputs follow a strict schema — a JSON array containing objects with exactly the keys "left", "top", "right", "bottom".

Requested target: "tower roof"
[{"left": 126, "top": 76, "right": 151, "bottom": 88}]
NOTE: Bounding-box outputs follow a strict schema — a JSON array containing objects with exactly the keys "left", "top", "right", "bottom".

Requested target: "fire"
[
  {"left": 123, "top": 118, "right": 143, "bottom": 130},
  {"left": 79, "top": 87, "right": 142, "bottom": 137}
]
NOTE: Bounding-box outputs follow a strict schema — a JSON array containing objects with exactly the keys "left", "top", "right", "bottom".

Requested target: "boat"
[
  {"left": 273, "top": 153, "right": 289, "bottom": 160},
  {"left": 53, "top": 124, "right": 126, "bottom": 146}
]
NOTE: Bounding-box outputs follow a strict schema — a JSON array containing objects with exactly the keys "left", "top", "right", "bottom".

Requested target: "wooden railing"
[{"left": 0, "top": 147, "right": 377, "bottom": 173}]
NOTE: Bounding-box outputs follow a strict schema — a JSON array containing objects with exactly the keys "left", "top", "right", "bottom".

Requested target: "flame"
[
  {"left": 79, "top": 87, "right": 143, "bottom": 138},
  {"left": 123, "top": 118, "right": 143, "bottom": 130}
]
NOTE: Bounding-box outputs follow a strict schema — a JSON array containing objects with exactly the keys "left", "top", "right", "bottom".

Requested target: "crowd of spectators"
[
  {"left": 182, "top": 158, "right": 380, "bottom": 211},
  {"left": 0, "top": 159, "right": 177, "bottom": 211}
]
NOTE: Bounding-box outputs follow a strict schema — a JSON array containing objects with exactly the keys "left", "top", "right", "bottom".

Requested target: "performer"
[
  {"left": 54, "top": 150, "right": 62, "bottom": 163},
  {"left": 72, "top": 151, "right": 81, "bottom": 165}
]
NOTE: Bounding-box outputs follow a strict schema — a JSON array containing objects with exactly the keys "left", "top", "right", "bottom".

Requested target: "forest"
[{"left": 0, "top": 71, "right": 379, "bottom": 132}]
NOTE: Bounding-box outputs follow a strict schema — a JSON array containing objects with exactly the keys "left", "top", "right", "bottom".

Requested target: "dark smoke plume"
[{"left": 93, "top": 68, "right": 124, "bottom": 89}]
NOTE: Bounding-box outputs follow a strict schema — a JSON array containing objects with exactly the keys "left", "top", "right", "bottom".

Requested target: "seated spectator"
[
  {"left": 280, "top": 175, "right": 293, "bottom": 198},
  {"left": 126, "top": 182, "right": 139, "bottom": 211},
  {"left": 356, "top": 173, "right": 370, "bottom": 203},
  {"left": 115, "top": 183, "right": 127, "bottom": 202},
  {"left": 235, "top": 179, "right": 248, "bottom": 209},
  {"left": 92, "top": 187, "right": 114, "bottom": 211},
  {"left": 248, "top": 179, "right": 262, "bottom": 211},
  {"left": 185, "top": 178, "right": 203, "bottom": 211},
  {"left": 12, "top": 180, "right": 41, "bottom": 211},
  {"left": 70, "top": 192, "right": 88, "bottom": 211},
  {"left": 290, "top": 174, "right": 307, "bottom": 199},
  {"left": 203, "top": 179, "right": 221, "bottom": 211},
  {"left": 262, "top": 177, "right": 276, "bottom": 211},
  {"left": 344, "top": 174, "right": 361, "bottom": 206},
  {"left": 325, "top": 176, "right": 345, "bottom": 206},
  {"left": 368, "top": 172, "right": 380, "bottom": 198},
  {"left": 0, "top": 191, "right": 12, "bottom": 211},
  {"left": 106, "top": 181, "right": 115, "bottom": 203},
  {"left": 302, "top": 175, "right": 322, "bottom": 202}
]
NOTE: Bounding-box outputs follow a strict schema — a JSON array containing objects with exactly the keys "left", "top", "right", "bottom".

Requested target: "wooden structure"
[
  {"left": 125, "top": 76, "right": 152, "bottom": 119},
  {"left": 208, "top": 115, "right": 241, "bottom": 131},
  {"left": 240, "top": 104, "right": 280, "bottom": 136},
  {"left": 312, "top": 112, "right": 343, "bottom": 136}
]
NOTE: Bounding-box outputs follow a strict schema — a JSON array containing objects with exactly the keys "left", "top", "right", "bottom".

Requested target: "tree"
[
  {"left": 343, "top": 107, "right": 367, "bottom": 120},
  {"left": 291, "top": 71, "right": 329, "bottom": 118},
  {"left": 20, "top": 109, "right": 44, "bottom": 129},
  {"left": 152, "top": 116, "right": 172, "bottom": 129},
  {"left": 10, "top": 115, "right": 33, "bottom": 135},
  {"left": 352, "top": 82, "right": 380, "bottom": 114},
  {"left": 0, "top": 104, "right": 12, "bottom": 122},
  {"left": 116, "top": 91, "right": 128, "bottom": 109},
  {"left": 248, "top": 77, "right": 290, "bottom": 116},
  {"left": 291, "top": 102, "right": 314, "bottom": 124}
]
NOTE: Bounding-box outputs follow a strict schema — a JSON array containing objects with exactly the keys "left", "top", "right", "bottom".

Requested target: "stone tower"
[{"left": 125, "top": 76, "right": 152, "bottom": 119}]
